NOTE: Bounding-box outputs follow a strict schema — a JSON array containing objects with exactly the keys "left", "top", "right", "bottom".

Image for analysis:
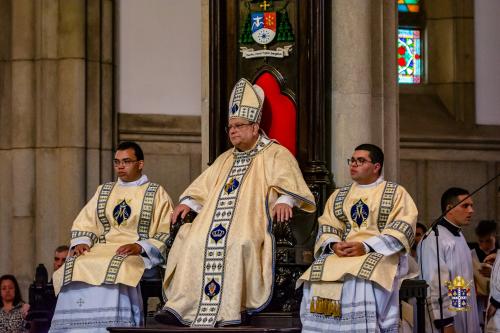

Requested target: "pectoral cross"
[{"left": 260, "top": 0, "right": 271, "bottom": 11}]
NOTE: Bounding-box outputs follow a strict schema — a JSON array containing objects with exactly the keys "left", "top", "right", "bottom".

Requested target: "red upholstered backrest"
[{"left": 255, "top": 72, "right": 297, "bottom": 156}]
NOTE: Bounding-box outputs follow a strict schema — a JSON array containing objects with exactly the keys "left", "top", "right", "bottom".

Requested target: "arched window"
[{"left": 397, "top": 0, "right": 425, "bottom": 84}]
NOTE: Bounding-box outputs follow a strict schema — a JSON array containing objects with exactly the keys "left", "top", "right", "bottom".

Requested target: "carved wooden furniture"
[
  {"left": 209, "top": 0, "right": 333, "bottom": 210},
  {"left": 208, "top": 1, "right": 333, "bottom": 315},
  {"left": 399, "top": 279, "right": 428, "bottom": 333}
]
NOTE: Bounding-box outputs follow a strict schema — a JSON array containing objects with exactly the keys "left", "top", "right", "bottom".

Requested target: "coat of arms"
[
  {"left": 239, "top": 0, "right": 294, "bottom": 59},
  {"left": 445, "top": 276, "right": 472, "bottom": 312},
  {"left": 251, "top": 12, "right": 276, "bottom": 45}
]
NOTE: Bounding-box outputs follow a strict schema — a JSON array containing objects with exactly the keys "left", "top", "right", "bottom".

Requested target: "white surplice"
[
  {"left": 486, "top": 250, "right": 500, "bottom": 333},
  {"left": 417, "top": 218, "right": 481, "bottom": 333}
]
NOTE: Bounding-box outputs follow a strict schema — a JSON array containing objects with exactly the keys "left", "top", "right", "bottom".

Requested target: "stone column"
[
  {"left": 86, "top": 0, "right": 115, "bottom": 192},
  {"left": 380, "top": 0, "right": 399, "bottom": 182},
  {"left": 34, "top": 0, "right": 63, "bottom": 277},
  {"left": 330, "top": 0, "right": 399, "bottom": 185},
  {"left": 0, "top": 0, "right": 13, "bottom": 273},
  {"left": 56, "top": 0, "right": 87, "bottom": 268},
  {"left": 0, "top": 0, "right": 114, "bottom": 291},
  {"left": 10, "top": 0, "right": 36, "bottom": 289}
]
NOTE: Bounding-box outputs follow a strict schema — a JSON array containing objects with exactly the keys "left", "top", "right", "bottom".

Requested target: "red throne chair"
[
  {"left": 255, "top": 72, "right": 297, "bottom": 156},
  {"left": 251, "top": 69, "right": 315, "bottom": 315}
]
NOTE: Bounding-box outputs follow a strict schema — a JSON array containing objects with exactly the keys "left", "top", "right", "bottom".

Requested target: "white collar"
[
  {"left": 356, "top": 176, "right": 384, "bottom": 189},
  {"left": 117, "top": 174, "right": 149, "bottom": 187}
]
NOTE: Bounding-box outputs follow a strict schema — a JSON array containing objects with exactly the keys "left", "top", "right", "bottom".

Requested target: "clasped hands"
[
  {"left": 71, "top": 243, "right": 142, "bottom": 257},
  {"left": 330, "top": 241, "right": 366, "bottom": 257}
]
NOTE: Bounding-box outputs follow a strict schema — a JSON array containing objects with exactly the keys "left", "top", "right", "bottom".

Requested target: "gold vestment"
[
  {"left": 298, "top": 181, "right": 417, "bottom": 298},
  {"left": 162, "top": 136, "right": 315, "bottom": 326},
  {"left": 53, "top": 181, "right": 173, "bottom": 294}
]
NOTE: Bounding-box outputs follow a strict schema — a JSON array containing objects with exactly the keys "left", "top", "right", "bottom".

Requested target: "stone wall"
[
  {"left": 399, "top": 0, "right": 500, "bottom": 241},
  {"left": 118, "top": 114, "right": 202, "bottom": 202},
  {"left": 401, "top": 145, "right": 500, "bottom": 241}
]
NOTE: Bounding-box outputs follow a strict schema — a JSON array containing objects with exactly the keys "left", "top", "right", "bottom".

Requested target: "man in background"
[
  {"left": 418, "top": 187, "right": 481, "bottom": 333},
  {"left": 471, "top": 220, "right": 498, "bottom": 329},
  {"left": 53, "top": 245, "right": 69, "bottom": 272},
  {"left": 411, "top": 223, "right": 427, "bottom": 258},
  {"left": 472, "top": 220, "right": 498, "bottom": 263}
]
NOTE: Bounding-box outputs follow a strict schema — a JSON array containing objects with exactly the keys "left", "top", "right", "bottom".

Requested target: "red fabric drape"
[{"left": 255, "top": 73, "right": 297, "bottom": 156}]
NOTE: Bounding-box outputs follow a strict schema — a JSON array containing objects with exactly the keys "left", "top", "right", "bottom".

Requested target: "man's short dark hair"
[
  {"left": 354, "top": 144, "right": 384, "bottom": 169},
  {"left": 55, "top": 245, "right": 69, "bottom": 253},
  {"left": 475, "top": 220, "right": 497, "bottom": 238},
  {"left": 116, "top": 141, "right": 144, "bottom": 161},
  {"left": 440, "top": 187, "right": 469, "bottom": 213},
  {"left": 416, "top": 222, "right": 428, "bottom": 233}
]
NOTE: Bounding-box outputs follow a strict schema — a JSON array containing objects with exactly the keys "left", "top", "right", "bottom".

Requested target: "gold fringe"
[
  {"left": 317, "top": 298, "right": 324, "bottom": 314},
  {"left": 310, "top": 297, "right": 316, "bottom": 313},
  {"left": 333, "top": 301, "right": 341, "bottom": 317},
  {"left": 309, "top": 297, "right": 341, "bottom": 318}
]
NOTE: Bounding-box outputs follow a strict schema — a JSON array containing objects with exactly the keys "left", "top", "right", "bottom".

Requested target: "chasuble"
[
  {"left": 161, "top": 135, "right": 315, "bottom": 327},
  {"left": 298, "top": 179, "right": 417, "bottom": 332}
]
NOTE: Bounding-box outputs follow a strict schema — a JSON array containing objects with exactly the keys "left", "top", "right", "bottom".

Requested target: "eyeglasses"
[
  {"left": 113, "top": 159, "right": 139, "bottom": 167},
  {"left": 347, "top": 158, "right": 373, "bottom": 167},
  {"left": 224, "top": 123, "right": 253, "bottom": 133}
]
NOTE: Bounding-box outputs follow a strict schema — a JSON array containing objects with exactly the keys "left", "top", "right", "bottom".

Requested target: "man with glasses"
[
  {"left": 298, "top": 144, "right": 418, "bottom": 332},
  {"left": 49, "top": 141, "right": 173, "bottom": 332},
  {"left": 155, "top": 78, "right": 316, "bottom": 327}
]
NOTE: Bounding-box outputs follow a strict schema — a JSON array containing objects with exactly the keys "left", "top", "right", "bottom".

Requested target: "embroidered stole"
[
  {"left": 191, "top": 136, "right": 272, "bottom": 327},
  {"left": 63, "top": 182, "right": 160, "bottom": 286},
  {"left": 309, "top": 182, "right": 398, "bottom": 283}
]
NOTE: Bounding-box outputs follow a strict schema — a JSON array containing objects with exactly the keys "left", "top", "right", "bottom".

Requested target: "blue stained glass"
[{"left": 398, "top": 28, "right": 422, "bottom": 84}]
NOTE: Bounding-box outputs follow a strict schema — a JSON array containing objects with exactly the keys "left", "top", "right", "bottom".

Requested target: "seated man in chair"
[
  {"left": 298, "top": 144, "right": 418, "bottom": 332},
  {"left": 49, "top": 141, "right": 173, "bottom": 332},
  {"left": 155, "top": 78, "right": 316, "bottom": 327}
]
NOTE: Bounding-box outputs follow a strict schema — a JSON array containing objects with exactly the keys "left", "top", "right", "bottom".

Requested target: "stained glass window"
[
  {"left": 398, "top": 29, "right": 421, "bottom": 84},
  {"left": 398, "top": 0, "right": 420, "bottom": 13}
]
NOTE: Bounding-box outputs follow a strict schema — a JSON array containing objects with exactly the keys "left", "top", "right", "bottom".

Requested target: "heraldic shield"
[
  {"left": 445, "top": 276, "right": 472, "bottom": 312},
  {"left": 251, "top": 12, "right": 277, "bottom": 45}
]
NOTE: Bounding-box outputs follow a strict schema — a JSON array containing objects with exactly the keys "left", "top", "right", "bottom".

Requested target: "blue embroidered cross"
[
  {"left": 451, "top": 288, "right": 469, "bottom": 309},
  {"left": 76, "top": 298, "right": 85, "bottom": 307}
]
